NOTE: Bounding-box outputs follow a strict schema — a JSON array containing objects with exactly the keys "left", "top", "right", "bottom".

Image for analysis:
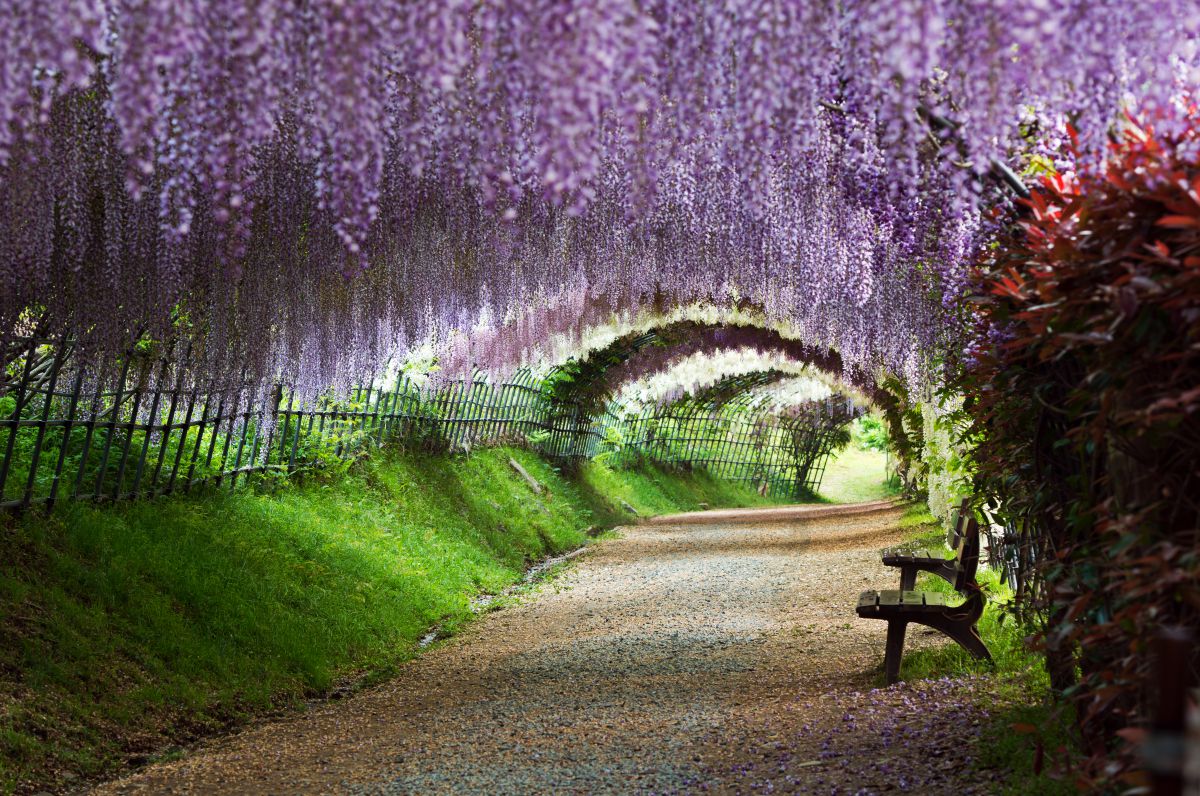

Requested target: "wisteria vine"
[
  {"left": 595, "top": 323, "right": 876, "bottom": 402},
  {"left": 2, "top": 2, "right": 1197, "bottom": 395},
  {"left": 617, "top": 351, "right": 834, "bottom": 411}
]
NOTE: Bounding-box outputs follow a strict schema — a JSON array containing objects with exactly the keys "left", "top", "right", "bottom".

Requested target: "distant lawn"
[{"left": 818, "top": 446, "right": 896, "bottom": 503}]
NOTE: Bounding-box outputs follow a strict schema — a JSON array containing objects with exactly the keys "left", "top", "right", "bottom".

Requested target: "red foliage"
[{"left": 958, "top": 112, "right": 1200, "bottom": 785}]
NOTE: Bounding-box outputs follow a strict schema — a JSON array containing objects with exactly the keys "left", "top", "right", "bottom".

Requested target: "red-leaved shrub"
[{"left": 957, "top": 112, "right": 1200, "bottom": 786}]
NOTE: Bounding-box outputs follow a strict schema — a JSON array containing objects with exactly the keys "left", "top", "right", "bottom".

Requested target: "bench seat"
[
  {"left": 856, "top": 503, "right": 992, "bottom": 684},
  {"left": 857, "top": 588, "right": 954, "bottom": 613},
  {"left": 856, "top": 586, "right": 991, "bottom": 683}
]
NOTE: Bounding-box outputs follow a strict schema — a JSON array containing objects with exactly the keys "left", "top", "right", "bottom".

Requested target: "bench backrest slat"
[
  {"left": 954, "top": 515, "right": 982, "bottom": 593},
  {"left": 946, "top": 496, "right": 970, "bottom": 549}
]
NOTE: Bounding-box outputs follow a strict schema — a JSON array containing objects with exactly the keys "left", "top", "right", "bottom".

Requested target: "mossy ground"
[{"left": 0, "top": 446, "right": 777, "bottom": 793}]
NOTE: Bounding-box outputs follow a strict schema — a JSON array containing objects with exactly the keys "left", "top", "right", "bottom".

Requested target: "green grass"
[
  {"left": 896, "top": 503, "right": 937, "bottom": 528},
  {"left": 886, "top": 514, "right": 1079, "bottom": 795},
  {"left": 0, "top": 445, "right": 777, "bottom": 793},
  {"left": 979, "top": 696, "right": 1079, "bottom": 795},
  {"left": 818, "top": 445, "right": 898, "bottom": 504},
  {"left": 576, "top": 458, "right": 789, "bottom": 518}
]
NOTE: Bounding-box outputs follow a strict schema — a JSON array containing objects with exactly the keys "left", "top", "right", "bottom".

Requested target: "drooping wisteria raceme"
[
  {"left": 615, "top": 349, "right": 833, "bottom": 410},
  {"left": 595, "top": 323, "right": 876, "bottom": 400},
  {"left": 2, "top": 2, "right": 1196, "bottom": 396}
]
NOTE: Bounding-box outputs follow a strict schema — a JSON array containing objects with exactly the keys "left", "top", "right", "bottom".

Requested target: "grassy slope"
[
  {"left": 0, "top": 447, "right": 774, "bottom": 793},
  {"left": 576, "top": 458, "right": 787, "bottom": 517},
  {"left": 817, "top": 445, "right": 897, "bottom": 504}
]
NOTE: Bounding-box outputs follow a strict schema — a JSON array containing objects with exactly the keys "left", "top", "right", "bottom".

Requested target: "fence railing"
[
  {"left": 603, "top": 401, "right": 852, "bottom": 499},
  {"left": 0, "top": 335, "right": 850, "bottom": 512}
]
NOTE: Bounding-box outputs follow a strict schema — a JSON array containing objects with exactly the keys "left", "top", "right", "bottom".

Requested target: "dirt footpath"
[{"left": 95, "top": 504, "right": 1005, "bottom": 795}]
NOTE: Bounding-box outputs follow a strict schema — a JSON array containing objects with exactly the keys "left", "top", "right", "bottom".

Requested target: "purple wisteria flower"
[{"left": 0, "top": 1, "right": 1194, "bottom": 396}]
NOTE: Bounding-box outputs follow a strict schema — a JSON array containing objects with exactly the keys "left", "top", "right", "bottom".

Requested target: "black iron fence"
[
  {"left": 0, "top": 335, "right": 851, "bottom": 512},
  {"left": 604, "top": 397, "right": 857, "bottom": 499}
]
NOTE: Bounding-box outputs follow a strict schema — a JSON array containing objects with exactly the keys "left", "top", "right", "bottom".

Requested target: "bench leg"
[
  {"left": 935, "top": 619, "right": 991, "bottom": 662},
  {"left": 899, "top": 565, "right": 917, "bottom": 591},
  {"left": 884, "top": 620, "right": 908, "bottom": 685},
  {"left": 919, "top": 613, "right": 993, "bottom": 663}
]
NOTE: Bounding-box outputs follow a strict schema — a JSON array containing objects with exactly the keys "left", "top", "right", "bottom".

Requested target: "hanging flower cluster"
[
  {"left": 596, "top": 323, "right": 877, "bottom": 399},
  {"left": 1, "top": 2, "right": 1195, "bottom": 394},
  {"left": 617, "top": 349, "right": 832, "bottom": 410}
]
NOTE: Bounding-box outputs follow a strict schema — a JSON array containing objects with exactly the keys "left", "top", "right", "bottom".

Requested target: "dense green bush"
[{"left": 851, "top": 414, "right": 889, "bottom": 452}]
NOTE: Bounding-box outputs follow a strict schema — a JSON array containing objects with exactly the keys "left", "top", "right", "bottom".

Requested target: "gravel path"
[{"left": 95, "top": 503, "right": 1007, "bottom": 795}]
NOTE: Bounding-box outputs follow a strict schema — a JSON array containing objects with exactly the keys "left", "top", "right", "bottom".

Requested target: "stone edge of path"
[{"left": 644, "top": 498, "right": 908, "bottom": 526}]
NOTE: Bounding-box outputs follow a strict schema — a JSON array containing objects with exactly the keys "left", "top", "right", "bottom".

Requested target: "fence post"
[
  {"left": 47, "top": 365, "right": 85, "bottom": 511},
  {"left": 73, "top": 363, "right": 108, "bottom": 499},
  {"left": 214, "top": 375, "right": 244, "bottom": 486},
  {"left": 197, "top": 390, "right": 226, "bottom": 489},
  {"left": 110, "top": 352, "right": 155, "bottom": 500},
  {"left": 92, "top": 349, "right": 134, "bottom": 500},
  {"left": 183, "top": 387, "right": 215, "bottom": 491},
  {"left": 385, "top": 377, "right": 403, "bottom": 442},
  {"left": 20, "top": 341, "right": 67, "bottom": 509},
  {"left": 371, "top": 382, "right": 385, "bottom": 445},
  {"left": 129, "top": 342, "right": 175, "bottom": 498},
  {"left": 229, "top": 385, "right": 252, "bottom": 491},
  {"left": 0, "top": 338, "right": 40, "bottom": 501},
  {"left": 287, "top": 391, "right": 301, "bottom": 472},
  {"left": 1147, "top": 627, "right": 1195, "bottom": 796},
  {"left": 148, "top": 342, "right": 189, "bottom": 492},
  {"left": 164, "top": 383, "right": 199, "bottom": 495}
]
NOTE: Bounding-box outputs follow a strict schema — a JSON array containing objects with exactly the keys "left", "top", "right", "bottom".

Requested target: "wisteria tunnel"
[
  {"left": 2, "top": 3, "right": 1199, "bottom": 794},
  {"left": 0, "top": 318, "right": 864, "bottom": 509}
]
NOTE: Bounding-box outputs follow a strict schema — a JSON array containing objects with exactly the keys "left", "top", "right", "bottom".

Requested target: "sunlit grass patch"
[
  {"left": 818, "top": 445, "right": 898, "bottom": 504},
  {"left": 577, "top": 458, "right": 787, "bottom": 518},
  {"left": 897, "top": 503, "right": 938, "bottom": 529}
]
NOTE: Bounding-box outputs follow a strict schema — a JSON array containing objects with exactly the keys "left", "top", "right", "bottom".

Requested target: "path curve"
[
  {"left": 645, "top": 498, "right": 902, "bottom": 526},
  {"left": 96, "top": 503, "right": 1003, "bottom": 795}
]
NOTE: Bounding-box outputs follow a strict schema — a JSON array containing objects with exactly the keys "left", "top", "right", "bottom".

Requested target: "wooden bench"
[
  {"left": 856, "top": 503, "right": 992, "bottom": 684},
  {"left": 879, "top": 497, "right": 970, "bottom": 591}
]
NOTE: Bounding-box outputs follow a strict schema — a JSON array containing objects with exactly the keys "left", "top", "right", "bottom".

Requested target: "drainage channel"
[{"left": 418, "top": 544, "right": 592, "bottom": 649}]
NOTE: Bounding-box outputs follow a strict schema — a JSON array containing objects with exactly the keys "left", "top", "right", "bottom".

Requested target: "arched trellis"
[
  {"left": 0, "top": 323, "right": 864, "bottom": 511},
  {"left": 601, "top": 371, "right": 861, "bottom": 498},
  {"left": 484, "top": 320, "right": 872, "bottom": 494},
  {"left": 536, "top": 320, "right": 883, "bottom": 411}
]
